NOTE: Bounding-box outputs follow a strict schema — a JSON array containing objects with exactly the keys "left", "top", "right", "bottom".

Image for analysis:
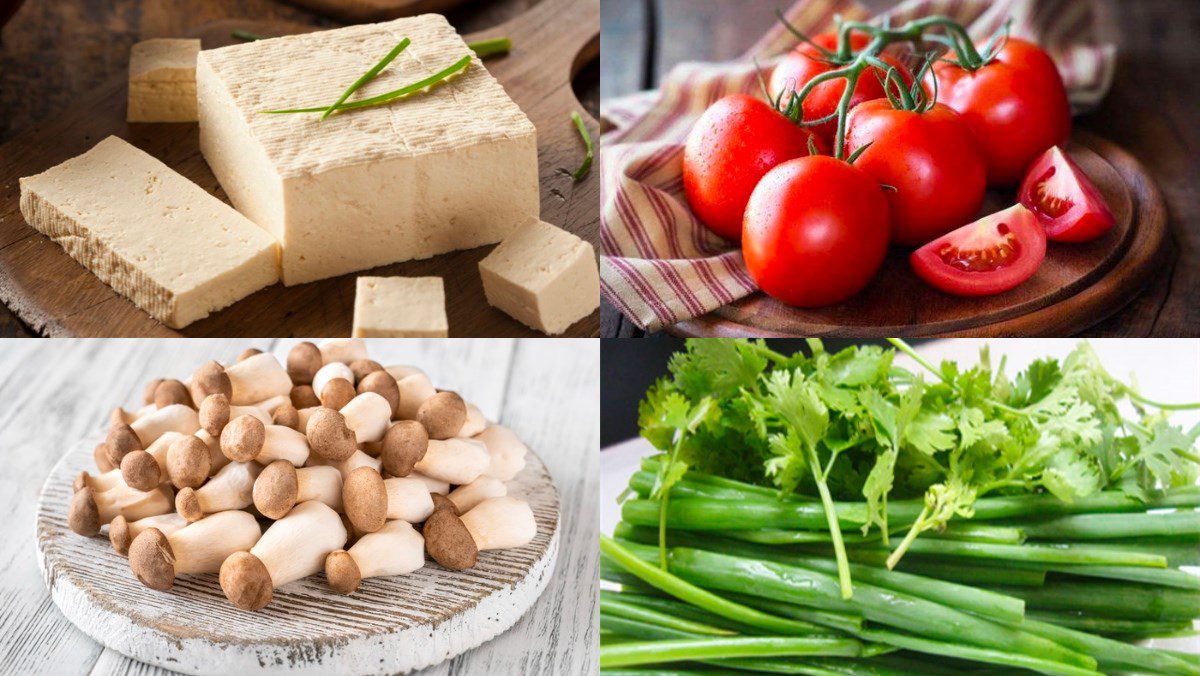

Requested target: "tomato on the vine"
[
  {"left": 742, "top": 155, "right": 890, "bottom": 307},
  {"left": 927, "top": 38, "right": 1071, "bottom": 186},
  {"left": 910, "top": 204, "right": 1046, "bottom": 296},
  {"left": 682, "top": 94, "right": 823, "bottom": 242},
  {"left": 770, "top": 32, "right": 913, "bottom": 144},
  {"left": 1018, "top": 146, "right": 1115, "bottom": 243},
  {"left": 845, "top": 99, "right": 987, "bottom": 246}
]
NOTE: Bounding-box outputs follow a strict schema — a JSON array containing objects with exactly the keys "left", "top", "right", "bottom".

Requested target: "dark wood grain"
[
  {"left": 601, "top": 0, "right": 1200, "bottom": 338},
  {"left": 281, "top": 0, "right": 468, "bottom": 23}
]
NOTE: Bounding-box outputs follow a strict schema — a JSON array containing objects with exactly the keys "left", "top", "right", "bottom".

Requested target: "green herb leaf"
[
  {"left": 570, "top": 111, "right": 594, "bottom": 181},
  {"left": 319, "top": 38, "right": 411, "bottom": 121}
]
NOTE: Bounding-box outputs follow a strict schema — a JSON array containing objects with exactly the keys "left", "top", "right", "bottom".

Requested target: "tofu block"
[
  {"left": 19, "top": 136, "right": 280, "bottom": 329},
  {"left": 478, "top": 219, "right": 599, "bottom": 335},
  {"left": 352, "top": 276, "right": 448, "bottom": 337},
  {"left": 197, "top": 15, "right": 539, "bottom": 286},
  {"left": 128, "top": 38, "right": 200, "bottom": 122}
]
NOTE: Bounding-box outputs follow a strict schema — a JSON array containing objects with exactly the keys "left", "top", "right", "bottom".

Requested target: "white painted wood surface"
[{"left": 0, "top": 339, "right": 599, "bottom": 675}]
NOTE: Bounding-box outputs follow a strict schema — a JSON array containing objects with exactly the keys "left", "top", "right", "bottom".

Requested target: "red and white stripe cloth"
[{"left": 600, "top": 0, "right": 1117, "bottom": 332}]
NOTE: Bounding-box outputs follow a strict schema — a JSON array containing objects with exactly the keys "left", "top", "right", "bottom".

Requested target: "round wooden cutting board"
[
  {"left": 35, "top": 436, "right": 560, "bottom": 675},
  {"left": 671, "top": 131, "right": 1169, "bottom": 337}
]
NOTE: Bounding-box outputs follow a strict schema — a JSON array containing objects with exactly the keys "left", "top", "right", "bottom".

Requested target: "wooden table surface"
[
  {"left": 0, "top": 339, "right": 599, "bottom": 674},
  {"left": 599, "top": 0, "right": 1199, "bottom": 338},
  {"left": 0, "top": 0, "right": 600, "bottom": 337}
]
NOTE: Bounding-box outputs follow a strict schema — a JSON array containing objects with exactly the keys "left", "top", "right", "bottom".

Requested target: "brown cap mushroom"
[
  {"left": 167, "top": 435, "right": 212, "bottom": 489},
  {"left": 320, "top": 378, "right": 356, "bottom": 410},
  {"left": 423, "top": 508, "right": 477, "bottom": 570},
  {"left": 239, "top": 347, "right": 263, "bottom": 362},
  {"left": 142, "top": 379, "right": 164, "bottom": 406},
  {"left": 348, "top": 359, "right": 384, "bottom": 382},
  {"left": 287, "top": 341, "right": 323, "bottom": 385},
  {"left": 306, "top": 408, "right": 358, "bottom": 461},
  {"left": 220, "top": 414, "right": 266, "bottom": 463},
  {"left": 130, "top": 511, "right": 261, "bottom": 591},
  {"left": 430, "top": 492, "right": 459, "bottom": 516},
  {"left": 120, "top": 450, "right": 161, "bottom": 492},
  {"left": 417, "top": 392, "right": 466, "bottom": 440},
  {"left": 154, "top": 379, "right": 192, "bottom": 409},
  {"left": 104, "top": 422, "right": 143, "bottom": 467},
  {"left": 190, "top": 360, "right": 232, "bottom": 408},
  {"left": 94, "top": 442, "right": 116, "bottom": 473},
  {"left": 342, "top": 467, "right": 387, "bottom": 534},
  {"left": 220, "top": 552, "right": 275, "bottom": 610},
  {"left": 357, "top": 370, "right": 400, "bottom": 418},
  {"left": 380, "top": 420, "right": 428, "bottom": 477},
  {"left": 291, "top": 385, "right": 321, "bottom": 409},
  {"left": 273, "top": 403, "right": 300, "bottom": 431},
  {"left": 199, "top": 393, "right": 231, "bottom": 436},
  {"left": 325, "top": 550, "right": 362, "bottom": 594},
  {"left": 253, "top": 460, "right": 298, "bottom": 520}
]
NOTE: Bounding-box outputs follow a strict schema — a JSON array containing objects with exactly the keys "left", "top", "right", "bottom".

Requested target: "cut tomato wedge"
[
  {"left": 910, "top": 204, "right": 1046, "bottom": 296},
  {"left": 1018, "top": 146, "right": 1115, "bottom": 242}
]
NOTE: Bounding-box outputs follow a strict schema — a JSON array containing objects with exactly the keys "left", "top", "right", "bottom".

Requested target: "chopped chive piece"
[
  {"left": 260, "top": 54, "right": 472, "bottom": 115},
  {"left": 320, "top": 38, "right": 411, "bottom": 121},
  {"left": 231, "top": 29, "right": 265, "bottom": 42},
  {"left": 570, "top": 111, "right": 593, "bottom": 181},
  {"left": 467, "top": 37, "right": 512, "bottom": 59}
]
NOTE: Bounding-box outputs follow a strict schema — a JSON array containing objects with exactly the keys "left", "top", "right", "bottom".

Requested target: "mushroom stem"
[
  {"left": 74, "top": 468, "right": 125, "bottom": 494},
  {"left": 409, "top": 471, "right": 450, "bottom": 495},
  {"left": 462, "top": 497, "right": 537, "bottom": 550},
  {"left": 257, "top": 425, "right": 311, "bottom": 466},
  {"left": 225, "top": 353, "right": 293, "bottom": 405},
  {"left": 475, "top": 425, "right": 529, "bottom": 481},
  {"left": 448, "top": 477, "right": 507, "bottom": 514},
  {"left": 309, "top": 449, "right": 382, "bottom": 480},
  {"left": 129, "top": 510, "right": 261, "bottom": 590},
  {"left": 385, "top": 477, "right": 435, "bottom": 523},
  {"left": 326, "top": 520, "right": 424, "bottom": 594},
  {"left": 413, "top": 438, "right": 490, "bottom": 485},
  {"left": 312, "top": 362, "right": 354, "bottom": 403},
  {"left": 68, "top": 484, "right": 174, "bottom": 536},
  {"left": 395, "top": 372, "right": 437, "bottom": 420},
  {"left": 459, "top": 403, "right": 488, "bottom": 437},
  {"left": 176, "top": 461, "right": 261, "bottom": 522},
  {"left": 110, "top": 512, "right": 187, "bottom": 556},
  {"left": 130, "top": 404, "right": 200, "bottom": 447},
  {"left": 340, "top": 392, "right": 391, "bottom": 443}
]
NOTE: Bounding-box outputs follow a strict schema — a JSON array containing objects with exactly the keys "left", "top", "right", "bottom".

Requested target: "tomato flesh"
[
  {"left": 1018, "top": 146, "right": 1115, "bottom": 242},
  {"left": 910, "top": 204, "right": 1046, "bottom": 296}
]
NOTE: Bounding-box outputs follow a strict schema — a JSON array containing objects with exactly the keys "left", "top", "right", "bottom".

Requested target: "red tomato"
[
  {"left": 845, "top": 99, "right": 987, "bottom": 246},
  {"left": 770, "top": 33, "right": 913, "bottom": 144},
  {"left": 742, "top": 156, "right": 890, "bottom": 307},
  {"left": 910, "top": 204, "right": 1046, "bottom": 296},
  {"left": 1018, "top": 146, "right": 1115, "bottom": 242},
  {"left": 682, "top": 94, "right": 821, "bottom": 241},
  {"left": 927, "top": 38, "right": 1071, "bottom": 186}
]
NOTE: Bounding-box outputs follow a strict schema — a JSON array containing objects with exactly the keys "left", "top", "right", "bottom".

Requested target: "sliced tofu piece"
[
  {"left": 128, "top": 38, "right": 201, "bottom": 122},
  {"left": 352, "top": 276, "right": 448, "bottom": 338},
  {"left": 18, "top": 135, "right": 279, "bottom": 328},
  {"left": 478, "top": 219, "right": 599, "bottom": 335}
]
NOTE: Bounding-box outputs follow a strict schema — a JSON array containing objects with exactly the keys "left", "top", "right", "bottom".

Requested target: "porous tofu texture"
[
  {"left": 197, "top": 15, "right": 539, "bottom": 286},
  {"left": 352, "top": 276, "right": 449, "bottom": 337},
  {"left": 478, "top": 219, "right": 599, "bottom": 335},
  {"left": 128, "top": 39, "right": 200, "bottom": 122}
]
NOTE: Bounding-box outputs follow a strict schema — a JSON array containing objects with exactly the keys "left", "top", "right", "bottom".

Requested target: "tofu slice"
[
  {"left": 19, "top": 136, "right": 279, "bottom": 329},
  {"left": 128, "top": 38, "right": 200, "bottom": 122},
  {"left": 196, "top": 15, "right": 539, "bottom": 285},
  {"left": 352, "top": 276, "right": 448, "bottom": 337},
  {"left": 478, "top": 219, "right": 599, "bottom": 335}
]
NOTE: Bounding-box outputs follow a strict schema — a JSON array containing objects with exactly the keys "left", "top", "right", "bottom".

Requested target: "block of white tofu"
[
  {"left": 197, "top": 15, "right": 539, "bottom": 286},
  {"left": 18, "top": 136, "right": 280, "bottom": 329},
  {"left": 128, "top": 38, "right": 200, "bottom": 122},
  {"left": 478, "top": 219, "right": 599, "bottom": 335},
  {"left": 352, "top": 276, "right": 448, "bottom": 337}
]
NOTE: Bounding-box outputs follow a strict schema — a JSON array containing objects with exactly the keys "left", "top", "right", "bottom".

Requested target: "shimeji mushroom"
[
  {"left": 475, "top": 425, "right": 529, "bottom": 481},
  {"left": 254, "top": 461, "right": 343, "bottom": 519},
  {"left": 395, "top": 372, "right": 437, "bottom": 420},
  {"left": 189, "top": 360, "right": 232, "bottom": 408},
  {"left": 448, "top": 477, "right": 507, "bottom": 514},
  {"left": 130, "top": 404, "right": 200, "bottom": 447},
  {"left": 287, "top": 341, "right": 322, "bottom": 385},
  {"left": 305, "top": 408, "right": 358, "bottom": 461},
  {"left": 176, "top": 461, "right": 261, "bottom": 522},
  {"left": 356, "top": 370, "right": 399, "bottom": 418},
  {"left": 417, "top": 392, "right": 467, "bottom": 440},
  {"left": 343, "top": 468, "right": 433, "bottom": 533},
  {"left": 109, "top": 512, "right": 188, "bottom": 556},
  {"left": 220, "top": 416, "right": 310, "bottom": 465},
  {"left": 326, "top": 520, "right": 424, "bottom": 594},
  {"left": 379, "top": 420, "right": 428, "bottom": 477},
  {"left": 69, "top": 483, "right": 174, "bottom": 536},
  {"left": 129, "top": 510, "right": 261, "bottom": 591},
  {"left": 319, "top": 338, "right": 368, "bottom": 365},
  {"left": 219, "top": 500, "right": 347, "bottom": 610},
  {"left": 340, "top": 392, "right": 391, "bottom": 443},
  {"left": 413, "top": 438, "right": 490, "bottom": 485},
  {"left": 225, "top": 352, "right": 293, "bottom": 405},
  {"left": 423, "top": 496, "right": 537, "bottom": 570}
]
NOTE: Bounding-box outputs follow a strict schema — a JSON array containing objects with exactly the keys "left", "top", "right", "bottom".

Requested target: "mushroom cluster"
[{"left": 68, "top": 339, "right": 538, "bottom": 611}]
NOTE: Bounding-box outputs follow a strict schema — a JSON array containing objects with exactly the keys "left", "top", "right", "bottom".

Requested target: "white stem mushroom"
[
  {"left": 312, "top": 362, "right": 354, "bottom": 401},
  {"left": 129, "top": 510, "right": 261, "bottom": 590},
  {"left": 409, "top": 471, "right": 450, "bottom": 495},
  {"left": 343, "top": 469, "right": 433, "bottom": 533},
  {"left": 448, "top": 477, "right": 507, "bottom": 514},
  {"left": 462, "top": 497, "right": 537, "bottom": 550},
  {"left": 305, "top": 408, "right": 358, "bottom": 461},
  {"left": 74, "top": 468, "right": 125, "bottom": 494},
  {"left": 395, "top": 372, "right": 437, "bottom": 420},
  {"left": 225, "top": 352, "right": 292, "bottom": 405},
  {"left": 459, "top": 403, "right": 488, "bottom": 437},
  {"left": 413, "top": 438, "right": 490, "bottom": 485},
  {"left": 189, "top": 360, "right": 231, "bottom": 408},
  {"left": 109, "top": 512, "right": 188, "bottom": 556},
  {"left": 254, "top": 461, "right": 343, "bottom": 519},
  {"left": 69, "top": 484, "right": 174, "bottom": 536},
  {"left": 252, "top": 394, "right": 291, "bottom": 415},
  {"left": 319, "top": 338, "right": 368, "bottom": 365},
  {"left": 308, "top": 449, "right": 382, "bottom": 480},
  {"left": 296, "top": 406, "right": 321, "bottom": 434},
  {"left": 340, "top": 392, "right": 391, "bottom": 443},
  {"left": 417, "top": 391, "right": 467, "bottom": 440},
  {"left": 475, "top": 425, "right": 529, "bottom": 481},
  {"left": 176, "top": 461, "right": 261, "bottom": 522},
  {"left": 379, "top": 420, "right": 427, "bottom": 477},
  {"left": 130, "top": 404, "right": 200, "bottom": 447},
  {"left": 326, "top": 520, "right": 424, "bottom": 594},
  {"left": 220, "top": 501, "right": 347, "bottom": 610},
  {"left": 356, "top": 370, "right": 399, "bottom": 418},
  {"left": 385, "top": 364, "right": 424, "bottom": 382}
]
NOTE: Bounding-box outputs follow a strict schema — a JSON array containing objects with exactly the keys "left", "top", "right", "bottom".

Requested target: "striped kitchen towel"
[{"left": 600, "top": 0, "right": 1117, "bottom": 332}]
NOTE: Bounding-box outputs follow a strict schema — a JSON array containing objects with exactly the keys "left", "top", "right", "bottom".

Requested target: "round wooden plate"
[
  {"left": 35, "top": 436, "right": 560, "bottom": 675},
  {"left": 671, "top": 131, "right": 1169, "bottom": 337}
]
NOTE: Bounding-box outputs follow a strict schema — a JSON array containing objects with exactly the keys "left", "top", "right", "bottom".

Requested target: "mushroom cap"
[
  {"left": 430, "top": 492, "right": 459, "bottom": 516},
  {"left": 73, "top": 470, "right": 90, "bottom": 493},
  {"left": 109, "top": 515, "right": 132, "bottom": 555},
  {"left": 306, "top": 408, "right": 358, "bottom": 461},
  {"left": 325, "top": 550, "right": 362, "bottom": 595},
  {"left": 128, "top": 527, "right": 178, "bottom": 591},
  {"left": 154, "top": 379, "right": 192, "bottom": 409},
  {"left": 423, "top": 508, "right": 477, "bottom": 570},
  {"left": 142, "top": 378, "right": 164, "bottom": 406},
  {"left": 120, "top": 450, "right": 161, "bottom": 492},
  {"left": 175, "top": 487, "right": 203, "bottom": 522},
  {"left": 290, "top": 385, "right": 321, "bottom": 410},
  {"left": 357, "top": 371, "right": 400, "bottom": 417},
  {"left": 348, "top": 359, "right": 384, "bottom": 382},
  {"left": 254, "top": 460, "right": 300, "bottom": 520},
  {"left": 319, "top": 378, "right": 356, "bottom": 410},
  {"left": 105, "top": 422, "right": 143, "bottom": 466},
  {"left": 167, "top": 435, "right": 212, "bottom": 489},
  {"left": 220, "top": 414, "right": 266, "bottom": 463},
  {"left": 287, "top": 341, "right": 323, "bottom": 385},
  {"left": 380, "top": 420, "right": 429, "bottom": 477},
  {"left": 417, "top": 392, "right": 467, "bottom": 440},
  {"left": 94, "top": 443, "right": 116, "bottom": 473},
  {"left": 238, "top": 347, "right": 263, "bottom": 362},
  {"left": 220, "top": 551, "right": 274, "bottom": 610},
  {"left": 191, "top": 360, "right": 232, "bottom": 406},
  {"left": 199, "top": 393, "right": 231, "bottom": 436},
  {"left": 272, "top": 403, "right": 301, "bottom": 431},
  {"left": 343, "top": 467, "right": 387, "bottom": 534},
  {"left": 68, "top": 487, "right": 101, "bottom": 536}
]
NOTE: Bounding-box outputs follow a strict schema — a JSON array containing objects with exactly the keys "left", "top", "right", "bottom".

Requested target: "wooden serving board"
[
  {"left": 0, "top": 0, "right": 600, "bottom": 337},
  {"left": 35, "top": 434, "right": 561, "bottom": 675},
  {"left": 672, "top": 131, "right": 1169, "bottom": 337},
  {"left": 282, "top": 0, "right": 468, "bottom": 23}
]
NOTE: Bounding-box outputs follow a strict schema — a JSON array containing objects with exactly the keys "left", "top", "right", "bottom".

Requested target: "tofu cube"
[
  {"left": 352, "top": 276, "right": 448, "bottom": 337},
  {"left": 127, "top": 39, "right": 200, "bottom": 122},
  {"left": 197, "top": 16, "right": 539, "bottom": 286},
  {"left": 478, "top": 219, "right": 599, "bottom": 335}
]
